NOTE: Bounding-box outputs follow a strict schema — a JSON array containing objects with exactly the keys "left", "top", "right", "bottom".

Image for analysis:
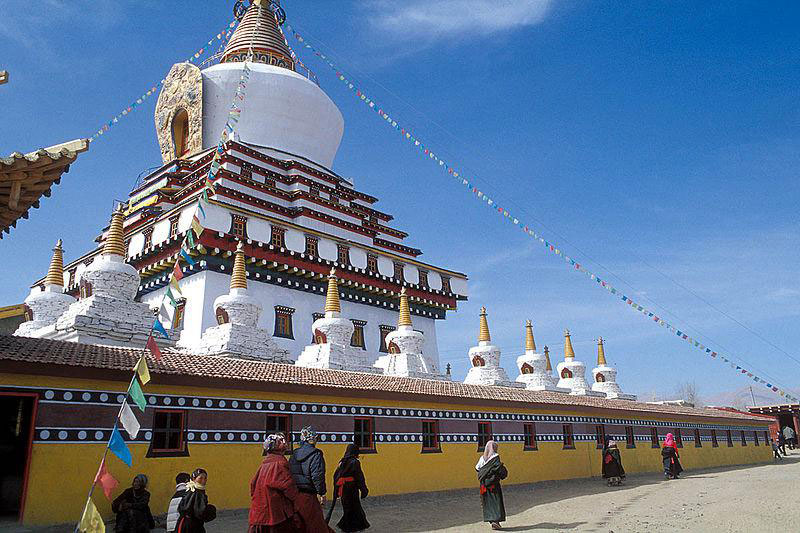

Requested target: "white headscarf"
[{"left": 475, "top": 440, "right": 499, "bottom": 470}]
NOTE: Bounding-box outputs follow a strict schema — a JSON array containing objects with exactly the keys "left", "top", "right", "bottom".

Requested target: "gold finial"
[
  {"left": 597, "top": 337, "right": 607, "bottom": 366},
  {"left": 525, "top": 319, "right": 536, "bottom": 351},
  {"left": 230, "top": 241, "right": 247, "bottom": 290},
  {"left": 398, "top": 287, "right": 412, "bottom": 327},
  {"left": 478, "top": 306, "right": 491, "bottom": 342},
  {"left": 103, "top": 205, "right": 126, "bottom": 257},
  {"left": 544, "top": 346, "right": 553, "bottom": 371},
  {"left": 564, "top": 329, "right": 575, "bottom": 360},
  {"left": 44, "top": 239, "right": 65, "bottom": 286},
  {"left": 324, "top": 268, "right": 341, "bottom": 313}
]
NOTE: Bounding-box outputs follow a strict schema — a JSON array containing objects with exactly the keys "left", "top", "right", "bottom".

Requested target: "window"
[
  {"left": 726, "top": 430, "right": 733, "bottom": 447},
  {"left": 595, "top": 425, "right": 606, "bottom": 449},
  {"left": 68, "top": 268, "right": 76, "bottom": 287},
  {"left": 478, "top": 422, "right": 493, "bottom": 450},
  {"left": 330, "top": 194, "right": 339, "bottom": 204},
  {"left": 337, "top": 244, "right": 350, "bottom": 266},
  {"left": 149, "top": 409, "right": 187, "bottom": 455},
  {"left": 304, "top": 235, "right": 318, "bottom": 257},
  {"left": 520, "top": 363, "right": 534, "bottom": 374},
  {"left": 441, "top": 275, "right": 452, "bottom": 293},
  {"left": 741, "top": 431, "right": 747, "bottom": 446},
  {"left": 354, "top": 417, "right": 374, "bottom": 451},
  {"left": 173, "top": 299, "right": 186, "bottom": 329},
  {"left": 560, "top": 368, "right": 573, "bottom": 379},
  {"left": 711, "top": 429, "right": 719, "bottom": 447},
  {"left": 421, "top": 420, "right": 440, "bottom": 452},
  {"left": 172, "top": 109, "right": 190, "bottom": 157},
  {"left": 230, "top": 215, "right": 247, "bottom": 238},
  {"left": 366, "top": 253, "right": 378, "bottom": 274},
  {"left": 350, "top": 320, "right": 367, "bottom": 349},
  {"left": 215, "top": 306, "right": 229, "bottom": 325},
  {"left": 270, "top": 226, "right": 286, "bottom": 248},
  {"left": 79, "top": 279, "right": 93, "bottom": 299},
  {"left": 694, "top": 428, "right": 702, "bottom": 448},
  {"left": 274, "top": 306, "right": 295, "bottom": 339},
  {"left": 379, "top": 325, "right": 394, "bottom": 353},
  {"left": 764, "top": 431, "right": 770, "bottom": 445},
  {"left": 471, "top": 355, "right": 485, "bottom": 367},
  {"left": 309, "top": 186, "right": 320, "bottom": 197},
  {"left": 674, "top": 429, "right": 683, "bottom": 448},
  {"left": 266, "top": 414, "right": 292, "bottom": 453},
  {"left": 169, "top": 215, "right": 180, "bottom": 238},
  {"left": 22, "top": 304, "right": 33, "bottom": 322},
  {"left": 562, "top": 424, "right": 575, "bottom": 449},
  {"left": 143, "top": 228, "right": 153, "bottom": 249},
  {"left": 523, "top": 423, "right": 538, "bottom": 450},
  {"left": 625, "top": 426, "right": 636, "bottom": 448},
  {"left": 650, "top": 427, "right": 660, "bottom": 448},
  {"left": 418, "top": 269, "right": 429, "bottom": 288},
  {"left": 753, "top": 431, "right": 759, "bottom": 446},
  {"left": 311, "top": 312, "right": 324, "bottom": 343},
  {"left": 265, "top": 177, "right": 276, "bottom": 188},
  {"left": 393, "top": 262, "right": 405, "bottom": 282}
]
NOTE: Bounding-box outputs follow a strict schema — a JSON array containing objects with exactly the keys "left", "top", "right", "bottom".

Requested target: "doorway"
[{"left": 0, "top": 394, "right": 36, "bottom": 521}]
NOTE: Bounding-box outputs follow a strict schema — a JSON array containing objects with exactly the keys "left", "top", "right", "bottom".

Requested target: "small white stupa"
[
  {"left": 15, "top": 240, "right": 76, "bottom": 337},
  {"left": 463, "top": 307, "right": 523, "bottom": 388},
  {"left": 295, "top": 269, "right": 378, "bottom": 372},
  {"left": 556, "top": 329, "right": 604, "bottom": 396},
  {"left": 515, "top": 321, "right": 569, "bottom": 392},
  {"left": 179, "top": 242, "right": 289, "bottom": 361},
  {"left": 591, "top": 337, "right": 636, "bottom": 400},
  {"left": 380, "top": 288, "right": 448, "bottom": 380}
]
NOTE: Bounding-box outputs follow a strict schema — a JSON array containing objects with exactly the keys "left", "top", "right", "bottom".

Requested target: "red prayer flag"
[
  {"left": 94, "top": 459, "right": 118, "bottom": 500},
  {"left": 146, "top": 335, "right": 162, "bottom": 361},
  {"left": 173, "top": 261, "right": 184, "bottom": 281}
]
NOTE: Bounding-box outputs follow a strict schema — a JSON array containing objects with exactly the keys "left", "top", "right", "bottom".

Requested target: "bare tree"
[{"left": 676, "top": 381, "right": 701, "bottom": 407}]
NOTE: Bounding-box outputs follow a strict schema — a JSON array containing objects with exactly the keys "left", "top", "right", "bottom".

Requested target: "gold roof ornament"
[
  {"left": 478, "top": 306, "right": 491, "bottom": 343},
  {"left": 544, "top": 346, "right": 553, "bottom": 371},
  {"left": 222, "top": 0, "right": 294, "bottom": 69},
  {"left": 398, "top": 287, "right": 412, "bottom": 327},
  {"left": 525, "top": 319, "right": 536, "bottom": 352},
  {"left": 103, "top": 205, "right": 126, "bottom": 257},
  {"left": 230, "top": 242, "right": 248, "bottom": 290},
  {"left": 44, "top": 239, "right": 65, "bottom": 287},
  {"left": 597, "top": 337, "right": 607, "bottom": 366},
  {"left": 324, "top": 268, "right": 341, "bottom": 313},
  {"left": 564, "top": 329, "right": 575, "bottom": 360}
]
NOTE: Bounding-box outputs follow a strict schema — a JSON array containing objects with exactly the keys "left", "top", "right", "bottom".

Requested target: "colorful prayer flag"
[
  {"left": 191, "top": 217, "right": 204, "bottom": 238},
  {"left": 79, "top": 498, "right": 105, "bottom": 533},
  {"left": 119, "top": 402, "right": 140, "bottom": 439},
  {"left": 128, "top": 379, "right": 146, "bottom": 412},
  {"left": 153, "top": 319, "right": 169, "bottom": 340},
  {"left": 135, "top": 355, "right": 150, "bottom": 385},
  {"left": 180, "top": 249, "right": 196, "bottom": 266},
  {"left": 94, "top": 459, "right": 119, "bottom": 501},
  {"left": 173, "top": 261, "right": 184, "bottom": 281},
  {"left": 108, "top": 427, "right": 132, "bottom": 467},
  {"left": 165, "top": 287, "right": 179, "bottom": 308},
  {"left": 169, "top": 275, "right": 182, "bottom": 295},
  {"left": 186, "top": 230, "right": 196, "bottom": 249}
]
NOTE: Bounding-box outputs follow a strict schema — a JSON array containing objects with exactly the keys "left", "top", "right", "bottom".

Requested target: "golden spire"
[
  {"left": 324, "top": 268, "right": 341, "bottom": 313},
  {"left": 398, "top": 287, "right": 412, "bottom": 327},
  {"left": 478, "top": 306, "right": 491, "bottom": 343},
  {"left": 564, "top": 329, "right": 575, "bottom": 360},
  {"left": 222, "top": 0, "right": 294, "bottom": 69},
  {"left": 544, "top": 346, "right": 553, "bottom": 371},
  {"left": 44, "top": 239, "right": 65, "bottom": 286},
  {"left": 230, "top": 242, "right": 247, "bottom": 290},
  {"left": 525, "top": 320, "right": 536, "bottom": 352},
  {"left": 597, "top": 337, "right": 607, "bottom": 366},
  {"left": 103, "top": 205, "right": 126, "bottom": 257}
]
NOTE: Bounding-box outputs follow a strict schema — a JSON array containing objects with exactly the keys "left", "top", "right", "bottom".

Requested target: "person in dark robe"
[
  {"left": 777, "top": 432, "right": 787, "bottom": 455},
  {"left": 112, "top": 474, "right": 155, "bottom": 532},
  {"left": 772, "top": 438, "right": 784, "bottom": 461},
  {"left": 248, "top": 433, "right": 303, "bottom": 533},
  {"left": 290, "top": 426, "right": 334, "bottom": 533},
  {"left": 476, "top": 440, "right": 507, "bottom": 530},
  {"left": 661, "top": 433, "right": 683, "bottom": 480},
  {"left": 175, "top": 468, "right": 217, "bottom": 533},
  {"left": 601, "top": 440, "right": 626, "bottom": 486},
  {"left": 332, "top": 443, "right": 370, "bottom": 532}
]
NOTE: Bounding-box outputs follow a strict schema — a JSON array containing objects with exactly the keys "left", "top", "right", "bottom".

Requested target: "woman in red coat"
[{"left": 248, "top": 433, "right": 303, "bottom": 532}]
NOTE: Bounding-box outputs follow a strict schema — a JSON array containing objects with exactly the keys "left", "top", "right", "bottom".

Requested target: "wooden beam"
[{"left": 8, "top": 181, "right": 20, "bottom": 210}]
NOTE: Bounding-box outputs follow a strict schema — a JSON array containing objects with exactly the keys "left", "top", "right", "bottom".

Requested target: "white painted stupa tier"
[
  {"left": 515, "top": 321, "right": 569, "bottom": 392},
  {"left": 556, "top": 330, "right": 605, "bottom": 397},
  {"left": 463, "top": 308, "right": 523, "bottom": 388},
  {"left": 591, "top": 337, "right": 636, "bottom": 401}
]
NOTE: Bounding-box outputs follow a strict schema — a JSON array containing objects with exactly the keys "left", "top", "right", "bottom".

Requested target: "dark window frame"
[
  {"left": 523, "top": 423, "right": 538, "bottom": 451},
  {"left": 418, "top": 269, "right": 429, "bottom": 288},
  {"left": 440, "top": 275, "right": 452, "bottom": 293},
  {"left": 147, "top": 409, "right": 189, "bottom": 458},
  {"left": 421, "top": 420, "right": 441, "bottom": 453},
  {"left": 366, "top": 253, "right": 379, "bottom": 274},
  {"left": 650, "top": 427, "right": 660, "bottom": 448},
  {"left": 337, "top": 244, "right": 350, "bottom": 266},
  {"left": 694, "top": 428, "right": 702, "bottom": 448},
  {"left": 393, "top": 262, "right": 405, "bottom": 282},
  {"left": 273, "top": 306, "right": 295, "bottom": 339},
  {"left": 753, "top": 431, "right": 759, "bottom": 446},
  {"left": 270, "top": 225, "right": 286, "bottom": 248},
  {"left": 595, "top": 424, "right": 605, "bottom": 449},
  {"left": 378, "top": 325, "right": 394, "bottom": 353},
  {"left": 477, "top": 422, "right": 493, "bottom": 451},
  {"left": 304, "top": 235, "right": 319, "bottom": 257},
  {"left": 350, "top": 320, "right": 367, "bottom": 350},
  {"left": 173, "top": 299, "right": 187, "bottom": 329},
  {"left": 711, "top": 429, "right": 719, "bottom": 447},
  {"left": 562, "top": 423, "right": 575, "bottom": 449},
  {"left": 265, "top": 414, "right": 292, "bottom": 454},
  {"left": 625, "top": 426, "right": 636, "bottom": 448},
  {"left": 674, "top": 428, "right": 683, "bottom": 448},
  {"left": 230, "top": 215, "right": 248, "bottom": 239},
  {"left": 741, "top": 431, "right": 747, "bottom": 446},
  {"left": 169, "top": 215, "right": 180, "bottom": 238},
  {"left": 143, "top": 228, "right": 153, "bottom": 250},
  {"left": 354, "top": 417, "right": 376, "bottom": 453},
  {"left": 726, "top": 429, "right": 734, "bottom": 447}
]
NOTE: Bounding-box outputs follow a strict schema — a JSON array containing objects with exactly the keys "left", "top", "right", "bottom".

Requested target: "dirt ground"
[{"left": 8, "top": 451, "right": 798, "bottom": 532}]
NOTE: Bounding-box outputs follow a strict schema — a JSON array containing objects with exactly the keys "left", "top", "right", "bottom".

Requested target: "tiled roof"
[{"left": 0, "top": 334, "right": 766, "bottom": 423}]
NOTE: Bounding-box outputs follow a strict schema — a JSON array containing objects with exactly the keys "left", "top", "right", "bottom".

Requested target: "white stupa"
[
  {"left": 591, "top": 337, "right": 636, "bottom": 400},
  {"left": 295, "top": 269, "right": 378, "bottom": 372},
  {"left": 178, "top": 242, "right": 289, "bottom": 361},
  {"left": 515, "top": 321, "right": 569, "bottom": 392},
  {"left": 14, "top": 240, "right": 76, "bottom": 337},
  {"left": 463, "top": 307, "right": 523, "bottom": 388},
  {"left": 556, "top": 329, "right": 604, "bottom": 396}
]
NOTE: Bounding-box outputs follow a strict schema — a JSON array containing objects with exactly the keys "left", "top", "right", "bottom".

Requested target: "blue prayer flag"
[
  {"left": 153, "top": 318, "right": 169, "bottom": 339},
  {"left": 180, "top": 249, "right": 196, "bottom": 266},
  {"left": 108, "top": 427, "right": 132, "bottom": 467}
]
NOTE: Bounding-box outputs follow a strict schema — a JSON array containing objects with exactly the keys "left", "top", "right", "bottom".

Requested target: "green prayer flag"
[
  {"left": 186, "top": 230, "right": 195, "bottom": 249},
  {"left": 165, "top": 287, "right": 178, "bottom": 308},
  {"left": 129, "top": 378, "right": 146, "bottom": 412}
]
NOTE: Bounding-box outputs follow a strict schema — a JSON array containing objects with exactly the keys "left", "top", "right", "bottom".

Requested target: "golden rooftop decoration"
[
  {"left": 525, "top": 319, "right": 536, "bottom": 352},
  {"left": 398, "top": 287, "right": 412, "bottom": 327},
  {"left": 544, "top": 346, "right": 553, "bottom": 371},
  {"left": 597, "top": 337, "right": 607, "bottom": 366},
  {"left": 230, "top": 242, "right": 248, "bottom": 290},
  {"left": 564, "top": 329, "right": 575, "bottom": 360},
  {"left": 103, "top": 205, "right": 126, "bottom": 257},
  {"left": 478, "top": 306, "right": 491, "bottom": 342},
  {"left": 324, "top": 268, "right": 341, "bottom": 313},
  {"left": 44, "top": 239, "right": 65, "bottom": 286}
]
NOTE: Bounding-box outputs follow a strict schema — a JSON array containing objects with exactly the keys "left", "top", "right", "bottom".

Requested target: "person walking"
[
  {"left": 111, "top": 474, "right": 155, "bottom": 532},
  {"left": 175, "top": 468, "right": 217, "bottom": 533},
  {"left": 476, "top": 440, "right": 507, "bottom": 530},
  {"left": 331, "top": 443, "right": 370, "bottom": 533},
  {"left": 778, "top": 432, "right": 787, "bottom": 456},
  {"left": 782, "top": 425, "right": 795, "bottom": 450},
  {"left": 289, "top": 426, "right": 333, "bottom": 533},
  {"left": 772, "top": 438, "right": 784, "bottom": 461},
  {"left": 248, "top": 433, "right": 303, "bottom": 532},
  {"left": 662, "top": 433, "right": 683, "bottom": 480},
  {"left": 166, "top": 472, "right": 191, "bottom": 533},
  {"left": 601, "top": 440, "right": 626, "bottom": 486}
]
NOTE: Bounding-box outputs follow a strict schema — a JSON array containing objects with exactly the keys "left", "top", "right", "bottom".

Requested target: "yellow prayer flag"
[
  {"left": 135, "top": 356, "right": 151, "bottom": 385},
  {"left": 79, "top": 498, "right": 105, "bottom": 533}
]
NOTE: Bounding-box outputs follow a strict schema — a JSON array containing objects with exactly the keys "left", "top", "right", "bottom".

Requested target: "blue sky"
[{"left": 2, "top": 0, "right": 799, "bottom": 402}]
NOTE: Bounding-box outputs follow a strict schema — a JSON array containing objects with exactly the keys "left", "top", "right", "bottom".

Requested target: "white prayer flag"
[{"left": 120, "top": 401, "right": 140, "bottom": 439}]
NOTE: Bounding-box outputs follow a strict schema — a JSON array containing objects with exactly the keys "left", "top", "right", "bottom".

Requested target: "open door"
[{"left": 0, "top": 393, "right": 36, "bottom": 522}]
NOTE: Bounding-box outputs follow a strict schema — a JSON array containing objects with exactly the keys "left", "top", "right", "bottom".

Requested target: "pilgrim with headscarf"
[
  {"left": 662, "top": 432, "right": 683, "bottom": 479},
  {"left": 331, "top": 443, "right": 370, "bottom": 532},
  {"left": 248, "top": 433, "right": 303, "bottom": 532},
  {"left": 475, "top": 440, "right": 508, "bottom": 530},
  {"left": 289, "top": 426, "right": 334, "bottom": 532},
  {"left": 601, "top": 439, "right": 626, "bottom": 486},
  {"left": 111, "top": 473, "right": 155, "bottom": 532},
  {"left": 175, "top": 468, "right": 216, "bottom": 533}
]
